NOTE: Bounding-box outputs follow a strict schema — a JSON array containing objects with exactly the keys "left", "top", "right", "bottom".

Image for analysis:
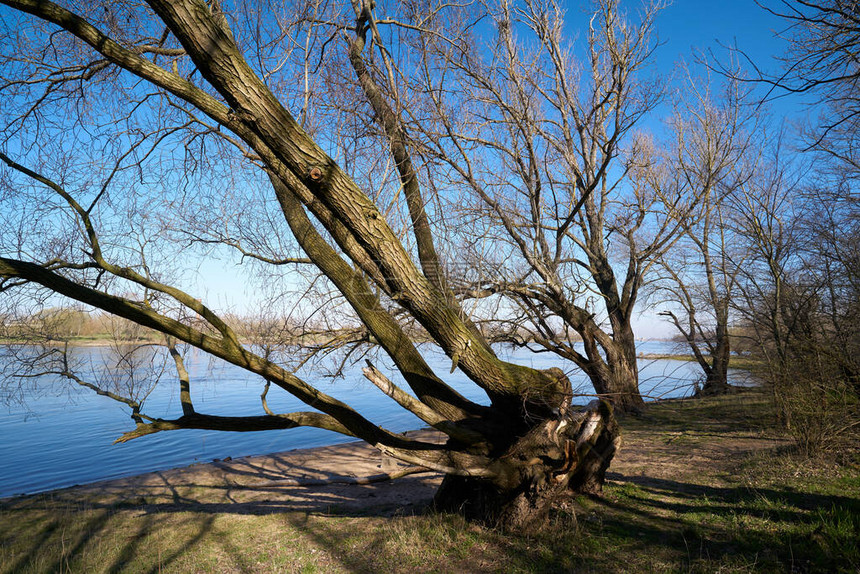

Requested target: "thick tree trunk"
[
  {"left": 586, "top": 325, "right": 644, "bottom": 413},
  {"left": 607, "top": 359, "right": 644, "bottom": 412},
  {"left": 699, "top": 357, "right": 731, "bottom": 395},
  {"left": 432, "top": 401, "right": 619, "bottom": 529},
  {"left": 613, "top": 325, "right": 645, "bottom": 411}
]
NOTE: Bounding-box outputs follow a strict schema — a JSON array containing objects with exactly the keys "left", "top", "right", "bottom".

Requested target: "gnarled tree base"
[{"left": 432, "top": 401, "right": 620, "bottom": 530}]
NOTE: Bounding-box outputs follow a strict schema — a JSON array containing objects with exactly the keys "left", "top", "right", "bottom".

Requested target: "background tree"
[
  {"left": 653, "top": 75, "right": 756, "bottom": 395},
  {"left": 801, "top": 175, "right": 860, "bottom": 396},
  {"left": 757, "top": 0, "right": 860, "bottom": 165},
  {"left": 727, "top": 135, "right": 859, "bottom": 453},
  {"left": 719, "top": 0, "right": 860, "bottom": 451}
]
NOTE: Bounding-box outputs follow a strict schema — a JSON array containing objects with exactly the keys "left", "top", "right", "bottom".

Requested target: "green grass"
[
  {"left": 2, "top": 390, "right": 858, "bottom": 573},
  {"left": 581, "top": 473, "right": 859, "bottom": 572}
]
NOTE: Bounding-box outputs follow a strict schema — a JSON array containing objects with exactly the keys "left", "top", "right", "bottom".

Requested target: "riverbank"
[
  {"left": 1, "top": 429, "right": 447, "bottom": 516},
  {"left": 0, "top": 341, "right": 704, "bottom": 499},
  {"left": 2, "top": 390, "right": 858, "bottom": 573}
]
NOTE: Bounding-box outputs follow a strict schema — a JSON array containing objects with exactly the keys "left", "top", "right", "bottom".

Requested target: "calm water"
[{"left": 0, "top": 340, "right": 745, "bottom": 498}]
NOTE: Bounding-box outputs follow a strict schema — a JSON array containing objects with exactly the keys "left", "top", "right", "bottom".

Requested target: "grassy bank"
[{"left": 1, "top": 390, "right": 857, "bottom": 573}]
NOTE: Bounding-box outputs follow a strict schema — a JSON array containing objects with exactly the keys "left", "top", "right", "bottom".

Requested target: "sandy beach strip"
[{"left": 3, "top": 430, "right": 446, "bottom": 516}]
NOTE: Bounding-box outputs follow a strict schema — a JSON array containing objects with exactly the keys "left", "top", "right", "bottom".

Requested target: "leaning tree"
[{"left": 0, "top": 0, "right": 633, "bottom": 528}]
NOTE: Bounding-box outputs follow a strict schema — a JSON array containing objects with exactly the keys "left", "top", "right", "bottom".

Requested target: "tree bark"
[
  {"left": 432, "top": 400, "right": 619, "bottom": 530},
  {"left": 0, "top": 0, "right": 625, "bottom": 527},
  {"left": 698, "top": 318, "right": 733, "bottom": 395},
  {"left": 606, "top": 325, "right": 645, "bottom": 411},
  {"left": 585, "top": 324, "right": 644, "bottom": 412}
]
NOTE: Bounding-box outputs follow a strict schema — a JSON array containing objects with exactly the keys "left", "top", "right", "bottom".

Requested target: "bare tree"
[
  {"left": 653, "top": 75, "right": 756, "bottom": 395},
  {"left": 728, "top": 145, "right": 860, "bottom": 450},
  {"left": 802, "top": 177, "right": 860, "bottom": 394},
  {"left": 727, "top": 135, "right": 804, "bottom": 368},
  {"left": 0, "top": 0, "right": 627, "bottom": 528},
  {"left": 365, "top": 0, "right": 710, "bottom": 412},
  {"left": 693, "top": 0, "right": 860, "bottom": 450},
  {"left": 766, "top": 0, "right": 860, "bottom": 405}
]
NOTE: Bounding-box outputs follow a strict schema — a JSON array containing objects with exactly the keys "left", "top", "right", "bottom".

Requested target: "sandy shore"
[{"left": 13, "top": 430, "right": 446, "bottom": 517}]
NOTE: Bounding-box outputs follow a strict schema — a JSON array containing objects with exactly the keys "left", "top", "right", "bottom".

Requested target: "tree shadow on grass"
[
  {"left": 3, "top": 469, "right": 857, "bottom": 573},
  {"left": 2, "top": 422, "right": 856, "bottom": 574},
  {"left": 0, "top": 494, "right": 221, "bottom": 574},
  {"left": 611, "top": 473, "right": 860, "bottom": 513},
  {"left": 0, "top": 457, "right": 444, "bottom": 574},
  {"left": 593, "top": 473, "right": 859, "bottom": 572}
]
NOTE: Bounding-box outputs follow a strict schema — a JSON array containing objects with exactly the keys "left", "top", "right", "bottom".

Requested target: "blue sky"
[
  {"left": 659, "top": 0, "right": 788, "bottom": 64},
  {"left": 9, "top": 0, "right": 794, "bottom": 340},
  {"left": 189, "top": 1, "right": 803, "bottom": 339}
]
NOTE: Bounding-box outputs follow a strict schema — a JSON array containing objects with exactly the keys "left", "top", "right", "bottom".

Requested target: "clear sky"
[{"left": 659, "top": 0, "right": 789, "bottom": 64}]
